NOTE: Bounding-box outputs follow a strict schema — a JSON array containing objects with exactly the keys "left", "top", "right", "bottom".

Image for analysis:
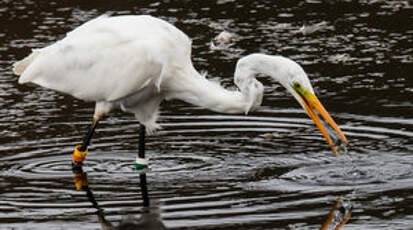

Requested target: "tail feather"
[{"left": 12, "top": 50, "right": 40, "bottom": 75}]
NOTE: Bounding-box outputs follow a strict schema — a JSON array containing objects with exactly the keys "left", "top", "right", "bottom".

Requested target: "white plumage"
[
  {"left": 16, "top": 15, "right": 195, "bottom": 132},
  {"left": 13, "top": 15, "right": 347, "bottom": 154}
]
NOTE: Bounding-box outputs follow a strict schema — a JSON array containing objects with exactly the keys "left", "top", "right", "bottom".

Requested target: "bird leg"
[
  {"left": 139, "top": 124, "right": 146, "bottom": 158},
  {"left": 135, "top": 124, "right": 149, "bottom": 170},
  {"left": 136, "top": 124, "right": 150, "bottom": 207},
  {"left": 72, "top": 118, "right": 99, "bottom": 166},
  {"left": 80, "top": 119, "right": 99, "bottom": 151}
]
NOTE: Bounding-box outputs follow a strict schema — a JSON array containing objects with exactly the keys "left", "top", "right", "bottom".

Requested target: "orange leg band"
[{"left": 72, "top": 144, "right": 88, "bottom": 163}]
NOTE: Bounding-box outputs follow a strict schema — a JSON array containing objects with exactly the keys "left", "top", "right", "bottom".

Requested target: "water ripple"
[{"left": 1, "top": 0, "right": 413, "bottom": 229}]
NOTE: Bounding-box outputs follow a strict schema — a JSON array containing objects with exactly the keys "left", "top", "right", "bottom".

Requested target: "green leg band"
[{"left": 135, "top": 157, "right": 149, "bottom": 170}]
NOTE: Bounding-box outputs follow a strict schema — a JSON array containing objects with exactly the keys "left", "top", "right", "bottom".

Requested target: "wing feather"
[{"left": 16, "top": 15, "right": 192, "bottom": 102}]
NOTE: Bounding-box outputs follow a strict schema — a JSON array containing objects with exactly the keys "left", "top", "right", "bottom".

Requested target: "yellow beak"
[{"left": 292, "top": 81, "right": 348, "bottom": 156}]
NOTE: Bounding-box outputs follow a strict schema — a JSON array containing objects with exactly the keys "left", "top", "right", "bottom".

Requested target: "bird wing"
[{"left": 16, "top": 15, "right": 192, "bottom": 102}]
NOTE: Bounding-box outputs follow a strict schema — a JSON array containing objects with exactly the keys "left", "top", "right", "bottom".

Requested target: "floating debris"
[
  {"left": 210, "top": 30, "right": 235, "bottom": 50},
  {"left": 328, "top": 53, "right": 353, "bottom": 64},
  {"left": 215, "top": 30, "right": 233, "bottom": 43},
  {"left": 295, "top": 21, "right": 329, "bottom": 35}
]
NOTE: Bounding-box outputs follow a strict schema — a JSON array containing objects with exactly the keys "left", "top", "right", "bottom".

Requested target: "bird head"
[
  {"left": 236, "top": 54, "right": 348, "bottom": 155},
  {"left": 289, "top": 79, "right": 348, "bottom": 156},
  {"left": 262, "top": 55, "right": 348, "bottom": 156}
]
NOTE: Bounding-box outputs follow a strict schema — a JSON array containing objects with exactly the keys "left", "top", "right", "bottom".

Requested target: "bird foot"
[
  {"left": 134, "top": 157, "right": 150, "bottom": 171},
  {"left": 72, "top": 144, "right": 88, "bottom": 163}
]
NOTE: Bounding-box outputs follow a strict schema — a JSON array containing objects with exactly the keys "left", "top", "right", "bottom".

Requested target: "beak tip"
[
  {"left": 344, "top": 138, "right": 349, "bottom": 145},
  {"left": 294, "top": 81, "right": 349, "bottom": 156},
  {"left": 332, "top": 146, "right": 339, "bottom": 157}
]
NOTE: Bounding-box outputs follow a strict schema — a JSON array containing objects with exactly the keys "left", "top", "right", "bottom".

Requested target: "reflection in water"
[
  {"left": 72, "top": 160, "right": 352, "bottom": 230},
  {"left": 72, "top": 164, "right": 167, "bottom": 230},
  {"left": 320, "top": 198, "right": 351, "bottom": 230}
]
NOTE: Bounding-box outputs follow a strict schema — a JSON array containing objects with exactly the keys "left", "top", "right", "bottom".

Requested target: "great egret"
[{"left": 13, "top": 15, "right": 348, "bottom": 165}]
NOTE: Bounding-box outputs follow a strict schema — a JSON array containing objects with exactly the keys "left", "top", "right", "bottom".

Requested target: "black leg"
[
  {"left": 138, "top": 124, "right": 146, "bottom": 158},
  {"left": 140, "top": 173, "right": 150, "bottom": 207},
  {"left": 138, "top": 124, "right": 149, "bottom": 207},
  {"left": 79, "top": 120, "right": 99, "bottom": 152},
  {"left": 72, "top": 120, "right": 99, "bottom": 168}
]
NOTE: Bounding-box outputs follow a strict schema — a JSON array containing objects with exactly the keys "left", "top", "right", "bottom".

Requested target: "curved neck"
[
  {"left": 166, "top": 66, "right": 249, "bottom": 114},
  {"left": 235, "top": 54, "right": 291, "bottom": 90},
  {"left": 234, "top": 53, "right": 310, "bottom": 111},
  {"left": 166, "top": 54, "right": 302, "bottom": 114}
]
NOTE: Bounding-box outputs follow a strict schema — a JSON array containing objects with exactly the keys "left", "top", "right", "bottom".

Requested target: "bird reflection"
[
  {"left": 72, "top": 164, "right": 167, "bottom": 230},
  {"left": 72, "top": 160, "right": 349, "bottom": 230},
  {"left": 320, "top": 198, "right": 351, "bottom": 230}
]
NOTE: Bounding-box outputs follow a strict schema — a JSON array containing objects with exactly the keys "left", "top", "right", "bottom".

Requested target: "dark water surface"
[{"left": 1, "top": 0, "right": 412, "bottom": 229}]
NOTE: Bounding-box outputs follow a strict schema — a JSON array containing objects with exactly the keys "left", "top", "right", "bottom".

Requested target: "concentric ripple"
[
  {"left": 279, "top": 152, "right": 413, "bottom": 189},
  {"left": 1, "top": 0, "right": 413, "bottom": 229}
]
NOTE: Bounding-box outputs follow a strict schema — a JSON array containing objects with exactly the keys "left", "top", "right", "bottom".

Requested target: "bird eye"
[{"left": 292, "top": 80, "right": 301, "bottom": 90}]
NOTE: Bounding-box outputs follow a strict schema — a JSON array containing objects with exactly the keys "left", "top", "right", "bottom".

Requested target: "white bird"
[{"left": 13, "top": 15, "right": 348, "bottom": 164}]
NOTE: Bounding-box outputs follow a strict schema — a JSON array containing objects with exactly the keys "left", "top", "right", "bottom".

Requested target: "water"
[{"left": 1, "top": 0, "right": 412, "bottom": 229}]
